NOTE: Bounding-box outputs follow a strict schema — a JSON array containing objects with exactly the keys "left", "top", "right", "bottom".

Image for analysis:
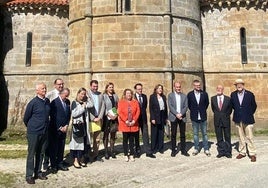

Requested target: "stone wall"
[
  {"left": 202, "top": 7, "right": 268, "bottom": 129},
  {"left": 3, "top": 9, "right": 68, "bottom": 126},
  {"left": 68, "top": 0, "right": 202, "bottom": 98}
]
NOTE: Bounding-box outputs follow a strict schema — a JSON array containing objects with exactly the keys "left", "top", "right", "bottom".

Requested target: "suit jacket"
[
  {"left": 103, "top": 93, "right": 119, "bottom": 115},
  {"left": 49, "top": 96, "right": 71, "bottom": 135},
  {"left": 134, "top": 93, "right": 148, "bottom": 124},
  {"left": 168, "top": 92, "right": 188, "bottom": 123},
  {"left": 211, "top": 95, "right": 232, "bottom": 127},
  {"left": 230, "top": 89, "right": 257, "bottom": 124},
  {"left": 187, "top": 90, "right": 209, "bottom": 122},
  {"left": 88, "top": 90, "right": 105, "bottom": 121},
  {"left": 149, "top": 94, "right": 168, "bottom": 124}
]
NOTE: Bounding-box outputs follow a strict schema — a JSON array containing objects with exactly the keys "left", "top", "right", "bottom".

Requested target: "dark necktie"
[
  {"left": 62, "top": 101, "right": 67, "bottom": 113},
  {"left": 139, "top": 95, "right": 142, "bottom": 106}
]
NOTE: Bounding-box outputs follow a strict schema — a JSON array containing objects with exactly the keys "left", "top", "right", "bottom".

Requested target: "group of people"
[{"left": 23, "top": 78, "right": 257, "bottom": 184}]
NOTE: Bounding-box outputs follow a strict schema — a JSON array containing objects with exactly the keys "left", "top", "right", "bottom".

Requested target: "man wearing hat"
[{"left": 230, "top": 79, "right": 257, "bottom": 162}]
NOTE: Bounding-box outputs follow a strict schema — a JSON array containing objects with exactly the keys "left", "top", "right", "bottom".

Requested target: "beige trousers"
[
  {"left": 236, "top": 122, "right": 256, "bottom": 156},
  {"left": 91, "top": 131, "right": 101, "bottom": 158}
]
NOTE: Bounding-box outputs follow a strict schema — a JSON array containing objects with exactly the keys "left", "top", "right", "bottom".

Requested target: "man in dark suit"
[
  {"left": 49, "top": 88, "right": 71, "bottom": 173},
  {"left": 168, "top": 81, "right": 189, "bottom": 157},
  {"left": 211, "top": 85, "right": 232, "bottom": 158},
  {"left": 134, "top": 83, "right": 156, "bottom": 158},
  {"left": 230, "top": 79, "right": 257, "bottom": 162},
  {"left": 187, "top": 80, "right": 210, "bottom": 156}
]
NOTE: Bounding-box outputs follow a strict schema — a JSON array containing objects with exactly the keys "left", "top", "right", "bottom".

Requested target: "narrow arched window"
[
  {"left": 26, "top": 32, "right": 32, "bottom": 67},
  {"left": 240, "top": 27, "right": 247, "bottom": 64},
  {"left": 125, "top": 0, "right": 131, "bottom": 11}
]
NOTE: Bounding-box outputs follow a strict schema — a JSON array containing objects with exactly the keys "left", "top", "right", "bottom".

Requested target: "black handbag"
[{"left": 72, "top": 122, "right": 85, "bottom": 138}]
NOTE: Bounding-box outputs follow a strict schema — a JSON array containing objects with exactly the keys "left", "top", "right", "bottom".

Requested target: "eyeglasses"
[{"left": 56, "top": 83, "right": 64, "bottom": 85}]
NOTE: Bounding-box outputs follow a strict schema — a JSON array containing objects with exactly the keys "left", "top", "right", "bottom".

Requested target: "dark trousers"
[
  {"left": 215, "top": 125, "right": 232, "bottom": 155},
  {"left": 26, "top": 133, "right": 47, "bottom": 178},
  {"left": 151, "top": 123, "right": 164, "bottom": 153},
  {"left": 135, "top": 122, "right": 152, "bottom": 154},
  {"left": 49, "top": 131, "right": 66, "bottom": 168},
  {"left": 171, "top": 119, "right": 186, "bottom": 152},
  {"left": 71, "top": 150, "right": 83, "bottom": 159},
  {"left": 122, "top": 132, "right": 135, "bottom": 156}
]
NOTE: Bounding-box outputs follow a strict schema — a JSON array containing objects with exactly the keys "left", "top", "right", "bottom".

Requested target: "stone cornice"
[
  {"left": 200, "top": 0, "right": 268, "bottom": 10},
  {"left": 5, "top": 1, "right": 68, "bottom": 17}
]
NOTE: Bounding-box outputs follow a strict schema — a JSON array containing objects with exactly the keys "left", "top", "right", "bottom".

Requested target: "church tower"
[{"left": 68, "top": 0, "right": 203, "bottom": 94}]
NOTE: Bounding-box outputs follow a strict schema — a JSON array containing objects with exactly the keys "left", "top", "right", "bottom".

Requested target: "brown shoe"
[
  {"left": 26, "top": 177, "right": 35, "bottom": 184},
  {"left": 236, "top": 154, "right": 246, "bottom": 159},
  {"left": 250, "top": 155, "right": 256, "bottom": 162}
]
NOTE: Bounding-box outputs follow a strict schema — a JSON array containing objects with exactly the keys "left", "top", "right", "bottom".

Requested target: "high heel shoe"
[{"left": 73, "top": 162, "right": 81, "bottom": 169}]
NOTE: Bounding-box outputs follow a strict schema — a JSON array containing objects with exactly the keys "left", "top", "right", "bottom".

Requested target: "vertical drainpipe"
[{"left": 169, "top": 0, "right": 174, "bottom": 92}]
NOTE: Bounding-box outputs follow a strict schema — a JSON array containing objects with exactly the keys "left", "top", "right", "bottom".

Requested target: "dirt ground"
[{"left": 0, "top": 136, "right": 268, "bottom": 188}]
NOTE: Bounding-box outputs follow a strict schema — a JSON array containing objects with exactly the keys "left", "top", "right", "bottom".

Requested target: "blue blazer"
[
  {"left": 230, "top": 90, "right": 257, "bottom": 124},
  {"left": 187, "top": 90, "right": 209, "bottom": 122},
  {"left": 149, "top": 94, "right": 168, "bottom": 124},
  {"left": 49, "top": 96, "right": 71, "bottom": 135}
]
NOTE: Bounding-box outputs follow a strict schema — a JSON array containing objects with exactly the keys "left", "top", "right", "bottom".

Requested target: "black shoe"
[
  {"left": 58, "top": 165, "right": 69, "bottom": 171},
  {"left": 225, "top": 154, "right": 232, "bottom": 158},
  {"left": 181, "top": 152, "right": 190, "bottom": 157},
  {"left": 146, "top": 153, "right": 156, "bottom": 158},
  {"left": 171, "top": 151, "right": 176, "bottom": 157},
  {"left": 216, "top": 154, "right": 224, "bottom": 158},
  {"left": 111, "top": 153, "right": 116, "bottom": 159},
  {"left": 79, "top": 162, "right": 87, "bottom": 167},
  {"left": 135, "top": 152, "right": 141, "bottom": 158},
  {"left": 50, "top": 167, "right": 58, "bottom": 174},
  {"left": 26, "top": 177, "right": 35, "bottom": 184},
  {"left": 35, "top": 173, "right": 48, "bottom": 180},
  {"left": 105, "top": 152, "right": 110, "bottom": 160},
  {"left": 94, "top": 156, "right": 104, "bottom": 162}
]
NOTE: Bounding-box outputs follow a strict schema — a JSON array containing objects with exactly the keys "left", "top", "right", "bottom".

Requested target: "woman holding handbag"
[
  {"left": 69, "top": 88, "right": 93, "bottom": 168},
  {"left": 118, "top": 89, "right": 140, "bottom": 162},
  {"left": 102, "top": 82, "right": 119, "bottom": 159}
]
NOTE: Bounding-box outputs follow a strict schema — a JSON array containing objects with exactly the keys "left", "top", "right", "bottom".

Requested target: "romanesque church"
[{"left": 0, "top": 0, "right": 267, "bottom": 133}]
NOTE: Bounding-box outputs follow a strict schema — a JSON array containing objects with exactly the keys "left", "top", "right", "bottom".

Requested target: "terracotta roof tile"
[{"left": 6, "top": 0, "right": 68, "bottom": 6}]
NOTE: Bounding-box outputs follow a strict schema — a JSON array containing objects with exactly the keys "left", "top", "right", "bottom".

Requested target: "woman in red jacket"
[{"left": 118, "top": 89, "right": 140, "bottom": 162}]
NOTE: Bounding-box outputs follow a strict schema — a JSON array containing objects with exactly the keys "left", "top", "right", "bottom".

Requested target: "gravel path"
[{"left": 0, "top": 136, "right": 267, "bottom": 188}]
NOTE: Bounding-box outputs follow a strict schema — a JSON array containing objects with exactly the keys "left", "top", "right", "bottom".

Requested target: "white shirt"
[
  {"left": 237, "top": 90, "right": 245, "bottom": 105},
  {"left": 175, "top": 92, "right": 181, "bottom": 113},
  {"left": 194, "top": 90, "right": 201, "bottom": 120},
  {"left": 158, "top": 97, "right": 165, "bottom": 110}
]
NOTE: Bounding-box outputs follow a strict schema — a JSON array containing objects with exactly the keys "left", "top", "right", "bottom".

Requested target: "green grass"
[
  {"left": 254, "top": 129, "right": 268, "bottom": 136},
  {"left": 0, "top": 150, "right": 27, "bottom": 159},
  {"left": 0, "top": 128, "right": 27, "bottom": 145},
  {"left": 0, "top": 172, "right": 16, "bottom": 187}
]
